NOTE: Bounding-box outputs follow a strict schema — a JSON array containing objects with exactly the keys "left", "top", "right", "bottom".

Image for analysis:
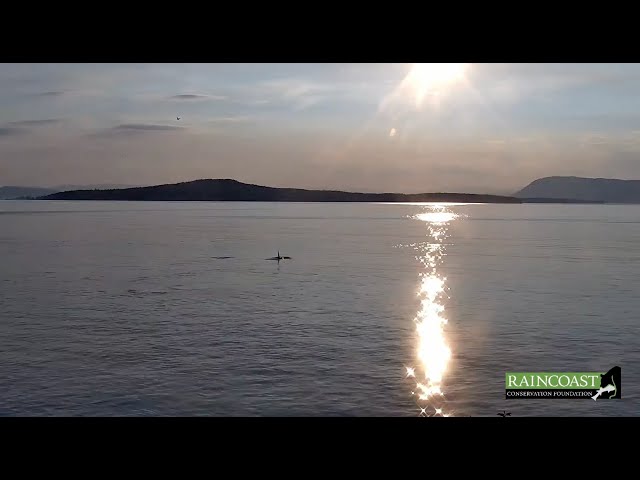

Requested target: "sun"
[{"left": 404, "top": 63, "right": 468, "bottom": 107}]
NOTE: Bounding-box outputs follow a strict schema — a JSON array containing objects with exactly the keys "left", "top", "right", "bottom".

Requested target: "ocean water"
[{"left": 0, "top": 200, "right": 638, "bottom": 417}]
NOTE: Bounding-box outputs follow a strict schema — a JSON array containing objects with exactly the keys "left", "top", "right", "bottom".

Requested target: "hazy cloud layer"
[
  {"left": 114, "top": 123, "right": 183, "bottom": 131},
  {"left": 2, "top": 63, "right": 640, "bottom": 192},
  {"left": 37, "top": 91, "right": 65, "bottom": 97},
  {"left": 9, "top": 119, "right": 61, "bottom": 126},
  {"left": 87, "top": 123, "right": 186, "bottom": 138},
  {"left": 170, "top": 94, "right": 226, "bottom": 101}
]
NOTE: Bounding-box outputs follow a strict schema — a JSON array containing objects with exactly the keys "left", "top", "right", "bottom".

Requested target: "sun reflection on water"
[{"left": 405, "top": 205, "right": 458, "bottom": 417}]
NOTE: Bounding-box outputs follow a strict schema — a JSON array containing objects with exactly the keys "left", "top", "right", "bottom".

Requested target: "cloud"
[
  {"left": 37, "top": 91, "right": 65, "bottom": 97},
  {"left": 206, "top": 116, "right": 253, "bottom": 124},
  {"left": 256, "top": 78, "right": 342, "bottom": 110},
  {"left": 0, "top": 119, "right": 61, "bottom": 137},
  {"left": 250, "top": 74, "right": 399, "bottom": 113},
  {"left": 170, "top": 94, "right": 226, "bottom": 101},
  {"left": 577, "top": 130, "right": 640, "bottom": 153},
  {"left": 114, "top": 123, "right": 182, "bottom": 131},
  {"left": 88, "top": 123, "right": 186, "bottom": 138},
  {"left": 9, "top": 119, "right": 61, "bottom": 126}
]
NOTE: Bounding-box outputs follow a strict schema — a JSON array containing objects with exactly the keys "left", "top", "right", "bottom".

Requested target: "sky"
[{"left": 2, "top": 63, "right": 640, "bottom": 194}]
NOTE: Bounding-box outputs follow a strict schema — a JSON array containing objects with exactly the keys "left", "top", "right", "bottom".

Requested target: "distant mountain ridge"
[
  {"left": 12, "top": 177, "right": 640, "bottom": 203},
  {"left": 41, "top": 179, "right": 522, "bottom": 203},
  {"left": 0, "top": 186, "right": 58, "bottom": 199},
  {"left": 0, "top": 184, "right": 139, "bottom": 199},
  {"left": 52, "top": 184, "right": 139, "bottom": 191},
  {"left": 515, "top": 176, "right": 640, "bottom": 203}
]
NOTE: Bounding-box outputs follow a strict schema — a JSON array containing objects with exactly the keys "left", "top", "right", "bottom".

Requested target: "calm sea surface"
[{"left": 1, "top": 201, "right": 638, "bottom": 416}]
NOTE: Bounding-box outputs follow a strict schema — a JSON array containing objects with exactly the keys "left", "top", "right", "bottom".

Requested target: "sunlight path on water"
[{"left": 404, "top": 205, "right": 459, "bottom": 417}]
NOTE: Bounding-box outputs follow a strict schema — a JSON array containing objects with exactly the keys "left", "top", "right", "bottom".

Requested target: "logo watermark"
[{"left": 505, "top": 366, "right": 621, "bottom": 400}]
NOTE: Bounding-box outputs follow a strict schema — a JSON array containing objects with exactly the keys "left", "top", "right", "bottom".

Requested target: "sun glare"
[{"left": 404, "top": 63, "right": 468, "bottom": 107}]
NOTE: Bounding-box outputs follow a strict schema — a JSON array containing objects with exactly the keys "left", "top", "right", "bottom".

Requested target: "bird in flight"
[
  {"left": 177, "top": 116, "right": 181, "bottom": 120},
  {"left": 497, "top": 410, "right": 511, "bottom": 417}
]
